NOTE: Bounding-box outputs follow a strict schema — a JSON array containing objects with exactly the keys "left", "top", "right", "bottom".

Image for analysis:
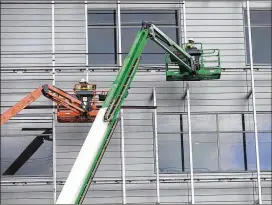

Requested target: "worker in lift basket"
[
  {"left": 76, "top": 78, "right": 92, "bottom": 111},
  {"left": 77, "top": 78, "right": 90, "bottom": 91},
  {"left": 186, "top": 38, "right": 200, "bottom": 70},
  {"left": 186, "top": 38, "right": 196, "bottom": 50}
]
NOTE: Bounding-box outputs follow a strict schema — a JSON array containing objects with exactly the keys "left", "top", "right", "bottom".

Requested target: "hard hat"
[
  {"left": 188, "top": 38, "right": 194, "bottom": 42},
  {"left": 80, "top": 78, "right": 86, "bottom": 83}
]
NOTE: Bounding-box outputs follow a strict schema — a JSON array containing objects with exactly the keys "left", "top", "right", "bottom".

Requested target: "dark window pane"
[
  {"left": 158, "top": 134, "right": 183, "bottom": 173},
  {"left": 157, "top": 115, "right": 183, "bottom": 173},
  {"left": 1, "top": 137, "right": 52, "bottom": 176},
  {"left": 89, "top": 54, "right": 115, "bottom": 64},
  {"left": 88, "top": 10, "right": 115, "bottom": 26},
  {"left": 245, "top": 27, "right": 272, "bottom": 65},
  {"left": 88, "top": 28, "right": 116, "bottom": 64},
  {"left": 121, "top": 10, "right": 177, "bottom": 26},
  {"left": 121, "top": 27, "right": 178, "bottom": 64},
  {"left": 245, "top": 10, "right": 272, "bottom": 26}
]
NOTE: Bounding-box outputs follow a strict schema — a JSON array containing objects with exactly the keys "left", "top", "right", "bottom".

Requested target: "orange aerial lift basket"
[{"left": 0, "top": 82, "right": 108, "bottom": 126}]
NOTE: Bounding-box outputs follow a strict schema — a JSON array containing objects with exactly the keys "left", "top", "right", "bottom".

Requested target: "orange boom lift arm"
[{"left": 0, "top": 83, "right": 108, "bottom": 126}]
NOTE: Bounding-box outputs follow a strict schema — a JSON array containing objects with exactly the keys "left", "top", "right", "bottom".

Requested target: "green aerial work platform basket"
[{"left": 165, "top": 43, "right": 222, "bottom": 81}]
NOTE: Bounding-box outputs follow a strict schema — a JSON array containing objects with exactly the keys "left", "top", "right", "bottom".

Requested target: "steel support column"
[
  {"left": 51, "top": 0, "right": 57, "bottom": 203},
  {"left": 183, "top": 83, "right": 195, "bottom": 204},
  {"left": 117, "top": 1, "right": 126, "bottom": 203},
  {"left": 152, "top": 87, "right": 160, "bottom": 203},
  {"left": 246, "top": 1, "right": 262, "bottom": 203},
  {"left": 120, "top": 109, "right": 126, "bottom": 204}
]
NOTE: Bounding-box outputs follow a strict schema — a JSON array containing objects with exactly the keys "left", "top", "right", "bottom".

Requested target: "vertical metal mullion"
[
  {"left": 180, "top": 114, "right": 185, "bottom": 172},
  {"left": 175, "top": 10, "right": 180, "bottom": 46},
  {"left": 181, "top": 0, "right": 187, "bottom": 109},
  {"left": 153, "top": 87, "right": 160, "bottom": 204},
  {"left": 116, "top": 1, "right": 122, "bottom": 68},
  {"left": 85, "top": 0, "right": 89, "bottom": 82},
  {"left": 51, "top": 0, "right": 56, "bottom": 203},
  {"left": 120, "top": 109, "right": 126, "bottom": 204},
  {"left": 246, "top": 1, "right": 262, "bottom": 203},
  {"left": 114, "top": 8, "right": 118, "bottom": 66},
  {"left": 182, "top": 0, "right": 187, "bottom": 44},
  {"left": 186, "top": 83, "right": 195, "bottom": 204},
  {"left": 242, "top": 114, "right": 248, "bottom": 171}
]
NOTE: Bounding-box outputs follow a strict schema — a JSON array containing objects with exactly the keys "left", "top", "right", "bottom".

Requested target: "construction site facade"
[{"left": 1, "top": 0, "right": 271, "bottom": 204}]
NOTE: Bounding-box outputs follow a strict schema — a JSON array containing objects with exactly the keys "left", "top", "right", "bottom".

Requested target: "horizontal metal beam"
[
  {"left": 0, "top": 1, "right": 184, "bottom": 5},
  {"left": 157, "top": 110, "right": 271, "bottom": 115},
  {"left": 158, "top": 130, "right": 272, "bottom": 134},
  {"left": 1, "top": 105, "right": 157, "bottom": 110},
  {"left": 2, "top": 171, "right": 271, "bottom": 185},
  {"left": 0, "top": 66, "right": 269, "bottom": 73}
]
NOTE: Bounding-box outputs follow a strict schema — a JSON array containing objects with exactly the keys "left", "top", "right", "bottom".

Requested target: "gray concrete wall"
[{"left": 1, "top": 0, "right": 271, "bottom": 204}]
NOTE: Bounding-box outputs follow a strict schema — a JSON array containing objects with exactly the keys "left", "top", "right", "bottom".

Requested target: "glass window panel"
[
  {"left": 183, "top": 114, "right": 217, "bottom": 132},
  {"left": 184, "top": 134, "right": 219, "bottom": 172},
  {"left": 245, "top": 27, "right": 272, "bottom": 65},
  {"left": 121, "top": 27, "right": 178, "bottom": 53},
  {"left": 246, "top": 133, "right": 272, "bottom": 171},
  {"left": 219, "top": 133, "right": 245, "bottom": 171},
  {"left": 158, "top": 134, "right": 183, "bottom": 173},
  {"left": 244, "top": 10, "right": 272, "bottom": 26},
  {"left": 1, "top": 137, "right": 52, "bottom": 176},
  {"left": 184, "top": 143, "right": 218, "bottom": 172},
  {"left": 157, "top": 115, "right": 180, "bottom": 133},
  {"left": 218, "top": 114, "right": 242, "bottom": 131},
  {"left": 121, "top": 10, "right": 177, "bottom": 26},
  {"left": 88, "top": 10, "right": 115, "bottom": 26},
  {"left": 122, "top": 53, "right": 169, "bottom": 64},
  {"left": 245, "top": 113, "right": 272, "bottom": 131},
  {"left": 89, "top": 54, "right": 115, "bottom": 64},
  {"left": 88, "top": 28, "right": 116, "bottom": 64}
]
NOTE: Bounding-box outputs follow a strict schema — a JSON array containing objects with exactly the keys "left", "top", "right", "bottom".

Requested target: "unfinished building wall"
[{"left": 1, "top": 0, "right": 271, "bottom": 204}]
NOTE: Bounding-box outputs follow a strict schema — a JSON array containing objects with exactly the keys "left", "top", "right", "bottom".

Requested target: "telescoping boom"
[{"left": 56, "top": 22, "right": 221, "bottom": 204}]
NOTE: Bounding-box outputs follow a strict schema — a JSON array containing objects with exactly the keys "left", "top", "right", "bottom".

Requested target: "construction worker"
[
  {"left": 185, "top": 38, "right": 201, "bottom": 70},
  {"left": 76, "top": 78, "right": 90, "bottom": 91},
  {"left": 74, "top": 78, "right": 94, "bottom": 111},
  {"left": 186, "top": 38, "right": 196, "bottom": 50}
]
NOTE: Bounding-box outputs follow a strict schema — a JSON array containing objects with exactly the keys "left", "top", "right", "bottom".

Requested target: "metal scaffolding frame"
[
  {"left": 120, "top": 109, "right": 127, "bottom": 204},
  {"left": 51, "top": 0, "right": 57, "bottom": 203},
  {"left": 151, "top": 87, "right": 160, "bottom": 203},
  {"left": 245, "top": 1, "right": 262, "bottom": 203},
  {"left": 182, "top": 83, "right": 195, "bottom": 204},
  {"left": 0, "top": 0, "right": 266, "bottom": 204},
  {"left": 47, "top": 0, "right": 263, "bottom": 204}
]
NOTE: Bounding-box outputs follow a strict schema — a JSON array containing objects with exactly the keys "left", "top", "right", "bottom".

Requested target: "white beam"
[{"left": 246, "top": 1, "right": 262, "bottom": 203}]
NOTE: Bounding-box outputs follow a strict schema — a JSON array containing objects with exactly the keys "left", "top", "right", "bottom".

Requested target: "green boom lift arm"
[
  {"left": 103, "top": 21, "right": 221, "bottom": 122},
  {"left": 56, "top": 22, "right": 221, "bottom": 204}
]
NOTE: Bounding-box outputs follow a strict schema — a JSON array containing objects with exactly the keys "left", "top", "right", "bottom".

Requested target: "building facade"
[{"left": 1, "top": 0, "right": 271, "bottom": 204}]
